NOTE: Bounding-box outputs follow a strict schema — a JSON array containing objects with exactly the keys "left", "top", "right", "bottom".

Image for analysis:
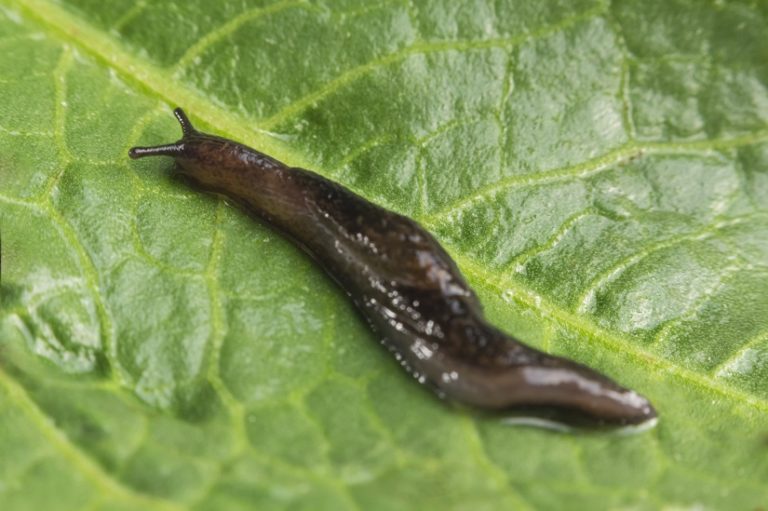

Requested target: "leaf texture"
[{"left": 1, "top": 0, "right": 767, "bottom": 509}]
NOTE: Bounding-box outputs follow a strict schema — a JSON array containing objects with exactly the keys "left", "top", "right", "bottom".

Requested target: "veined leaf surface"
[{"left": 1, "top": 0, "right": 767, "bottom": 509}]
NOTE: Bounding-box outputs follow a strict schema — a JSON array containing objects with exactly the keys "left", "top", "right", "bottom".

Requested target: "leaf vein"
[
  {"left": 574, "top": 213, "right": 764, "bottom": 314},
  {"left": 422, "top": 131, "right": 768, "bottom": 223},
  {"left": 0, "top": 367, "right": 186, "bottom": 511},
  {"left": 173, "top": 0, "right": 311, "bottom": 73}
]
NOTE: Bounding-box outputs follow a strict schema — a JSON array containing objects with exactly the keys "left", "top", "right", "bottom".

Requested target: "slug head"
[{"left": 129, "top": 108, "right": 285, "bottom": 191}]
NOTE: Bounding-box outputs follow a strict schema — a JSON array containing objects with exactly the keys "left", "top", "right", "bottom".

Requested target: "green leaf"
[{"left": 1, "top": 0, "right": 767, "bottom": 509}]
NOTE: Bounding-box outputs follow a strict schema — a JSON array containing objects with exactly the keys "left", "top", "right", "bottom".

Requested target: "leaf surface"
[{"left": 1, "top": 0, "right": 767, "bottom": 509}]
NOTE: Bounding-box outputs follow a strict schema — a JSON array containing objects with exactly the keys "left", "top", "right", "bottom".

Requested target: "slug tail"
[{"left": 128, "top": 143, "right": 186, "bottom": 159}]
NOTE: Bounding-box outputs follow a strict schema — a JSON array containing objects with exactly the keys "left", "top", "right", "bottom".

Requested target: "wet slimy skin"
[{"left": 129, "top": 108, "right": 657, "bottom": 428}]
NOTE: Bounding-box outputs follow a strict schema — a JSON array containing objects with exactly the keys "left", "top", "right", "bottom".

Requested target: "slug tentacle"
[
  {"left": 173, "top": 107, "right": 197, "bottom": 136},
  {"left": 128, "top": 107, "right": 658, "bottom": 430},
  {"left": 129, "top": 143, "right": 186, "bottom": 159},
  {"left": 128, "top": 109, "right": 199, "bottom": 160}
]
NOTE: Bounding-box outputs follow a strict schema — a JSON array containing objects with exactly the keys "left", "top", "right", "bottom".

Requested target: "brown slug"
[{"left": 129, "top": 108, "right": 657, "bottom": 429}]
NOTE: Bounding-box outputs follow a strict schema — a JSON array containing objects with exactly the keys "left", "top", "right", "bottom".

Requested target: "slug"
[{"left": 129, "top": 108, "right": 657, "bottom": 428}]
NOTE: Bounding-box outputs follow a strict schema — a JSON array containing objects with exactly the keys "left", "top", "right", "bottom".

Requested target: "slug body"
[{"left": 130, "top": 109, "right": 656, "bottom": 428}]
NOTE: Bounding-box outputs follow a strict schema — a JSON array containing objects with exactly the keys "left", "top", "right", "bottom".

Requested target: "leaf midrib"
[{"left": 6, "top": 0, "right": 767, "bottom": 416}]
